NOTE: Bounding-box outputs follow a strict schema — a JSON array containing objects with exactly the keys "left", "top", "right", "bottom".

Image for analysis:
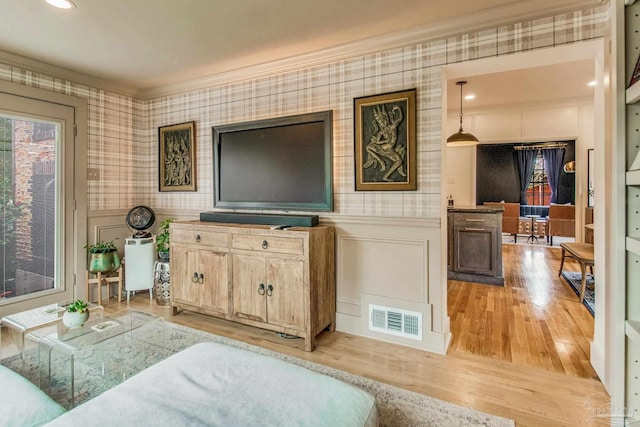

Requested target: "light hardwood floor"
[
  {"left": 448, "top": 243, "right": 597, "bottom": 379},
  {"left": 105, "top": 247, "right": 605, "bottom": 427}
]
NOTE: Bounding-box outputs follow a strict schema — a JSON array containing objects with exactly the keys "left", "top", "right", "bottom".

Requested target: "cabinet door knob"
[
  {"left": 198, "top": 273, "right": 204, "bottom": 284},
  {"left": 195, "top": 234, "right": 201, "bottom": 243},
  {"left": 258, "top": 283, "right": 266, "bottom": 295},
  {"left": 266, "top": 284, "right": 274, "bottom": 297},
  {"left": 191, "top": 272, "right": 199, "bottom": 283},
  {"left": 262, "top": 240, "right": 268, "bottom": 249}
]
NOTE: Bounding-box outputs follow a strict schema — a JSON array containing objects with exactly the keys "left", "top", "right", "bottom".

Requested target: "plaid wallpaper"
[{"left": 0, "top": 5, "right": 607, "bottom": 217}]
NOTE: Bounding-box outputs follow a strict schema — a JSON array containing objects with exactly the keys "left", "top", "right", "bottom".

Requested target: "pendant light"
[{"left": 447, "top": 81, "right": 479, "bottom": 146}]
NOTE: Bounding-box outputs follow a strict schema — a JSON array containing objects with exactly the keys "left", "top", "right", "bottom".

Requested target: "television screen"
[{"left": 213, "top": 111, "right": 333, "bottom": 211}]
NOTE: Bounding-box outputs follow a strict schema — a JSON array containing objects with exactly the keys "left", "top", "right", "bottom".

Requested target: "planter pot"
[
  {"left": 63, "top": 310, "right": 89, "bottom": 329},
  {"left": 88, "top": 250, "right": 121, "bottom": 274}
]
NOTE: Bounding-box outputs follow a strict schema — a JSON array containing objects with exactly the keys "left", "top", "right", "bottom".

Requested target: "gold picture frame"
[
  {"left": 159, "top": 121, "right": 196, "bottom": 192},
  {"left": 354, "top": 89, "right": 416, "bottom": 191}
]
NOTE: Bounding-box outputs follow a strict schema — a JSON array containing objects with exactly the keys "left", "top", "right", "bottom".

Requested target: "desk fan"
[{"left": 126, "top": 206, "right": 155, "bottom": 238}]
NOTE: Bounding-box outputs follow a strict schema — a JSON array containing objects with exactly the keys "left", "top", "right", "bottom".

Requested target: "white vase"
[{"left": 63, "top": 310, "right": 89, "bottom": 329}]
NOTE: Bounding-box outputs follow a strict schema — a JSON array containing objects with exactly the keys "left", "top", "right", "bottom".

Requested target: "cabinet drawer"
[
  {"left": 232, "top": 234, "right": 303, "bottom": 255},
  {"left": 172, "top": 228, "right": 229, "bottom": 247},
  {"left": 453, "top": 225, "right": 497, "bottom": 276},
  {"left": 452, "top": 214, "right": 498, "bottom": 228}
]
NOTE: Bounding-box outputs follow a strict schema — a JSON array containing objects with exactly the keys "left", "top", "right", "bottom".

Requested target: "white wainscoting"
[
  {"left": 85, "top": 210, "right": 131, "bottom": 302},
  {"left": 322, "top": 215, "right": 450, "bottom": 354}
]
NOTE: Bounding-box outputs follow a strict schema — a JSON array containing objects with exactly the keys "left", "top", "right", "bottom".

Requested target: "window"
[
  {"left": 1, "top": 117, "right": 16, "bottom": 300},
  {"left": 526, "top": 151, "right": 551, "bottom": 206},
  {"left": 32, "top": 122, "right": 57, "bottom": 142},
  {"left": 0, "top": 109, "right": 69, "bottom": 308},
  {"left": 1, "top": 115, "right": 60, "bottom": 301}
]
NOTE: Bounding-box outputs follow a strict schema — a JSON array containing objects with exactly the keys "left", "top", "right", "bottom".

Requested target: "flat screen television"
[{"left": 213, "top": 110, "right": 333, "bottom": 211}]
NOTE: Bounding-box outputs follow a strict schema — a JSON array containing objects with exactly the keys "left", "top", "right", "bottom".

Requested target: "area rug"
[
  {"left": 1, "top": 320, "right": 514, "bottom": 427},
  {"left": 561, "top": 270, "right": 595, "bottom": 316}
]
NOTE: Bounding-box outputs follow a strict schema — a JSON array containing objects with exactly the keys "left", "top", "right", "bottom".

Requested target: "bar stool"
[{"left": 86, "top": 267, "right": 123, "bottom": 306}]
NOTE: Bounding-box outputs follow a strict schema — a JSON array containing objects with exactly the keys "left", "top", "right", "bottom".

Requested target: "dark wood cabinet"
[
  {"left": 453, "top": 226, "right": 497, "bottom": 275},
  {"left": 447, "top": 208, "right": 504, "bottom": 286}
]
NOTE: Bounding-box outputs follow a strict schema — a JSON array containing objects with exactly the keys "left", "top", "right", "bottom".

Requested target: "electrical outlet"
[{"left": 87, "top": 168, "right": 100, "bottom": 180}]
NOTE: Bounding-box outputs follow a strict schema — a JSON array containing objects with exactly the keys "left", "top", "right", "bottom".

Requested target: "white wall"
[{"left": 445, "top": 146, "right": 476, "bottom": 207}]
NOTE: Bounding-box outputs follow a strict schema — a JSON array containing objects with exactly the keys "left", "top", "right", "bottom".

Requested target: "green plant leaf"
[
  {"left": 66, "top": 299, "right": 88, "bottom": 313},
  {"left": 155, "top": 218, "right": 176, "bottom": 253},
  {"left": 84, "top": 239, "right": 118, "bottom": 253}
]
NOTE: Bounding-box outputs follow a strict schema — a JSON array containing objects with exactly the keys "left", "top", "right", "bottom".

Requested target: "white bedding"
[{"left": 45, "top": 342, "right": 378, "bottom": 426}]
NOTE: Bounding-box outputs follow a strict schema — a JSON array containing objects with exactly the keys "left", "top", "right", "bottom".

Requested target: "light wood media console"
[{"left": 170, "top": 221, "right": 335, "bottom": 351}]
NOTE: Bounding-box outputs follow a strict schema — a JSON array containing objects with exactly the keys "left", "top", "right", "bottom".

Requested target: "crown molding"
[
  {"left": 139, "top": 0, "right": 605, "bottom": 100},
  {"left": 0, "top": 49, "right": 139, "bottom": 98},
  {"left": 459, "top": 95, "right": 595, "bottom": 115},
  {"left": 477, "top": 136, "right": 579, "bottom": 145}
]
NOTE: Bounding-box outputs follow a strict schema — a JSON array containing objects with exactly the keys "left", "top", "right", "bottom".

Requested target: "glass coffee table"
[
  {"left": 30, "top": 310, "right": 165, "bottom": 407},
  {"left": 0, "top": 302, "right": 104, "bottom": 363}
]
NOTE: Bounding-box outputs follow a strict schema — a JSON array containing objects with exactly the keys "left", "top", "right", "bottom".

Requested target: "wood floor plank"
[{"left": 448, "top": 242, "right": 598, "bottom": 380}]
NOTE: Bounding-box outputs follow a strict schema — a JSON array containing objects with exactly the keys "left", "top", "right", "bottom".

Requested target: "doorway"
[
  {"left": 0, "top": 85, "right": 84, "bottom": 317},
  {"left": 442, "top": 40, "right": 606, "bottom": 379}
]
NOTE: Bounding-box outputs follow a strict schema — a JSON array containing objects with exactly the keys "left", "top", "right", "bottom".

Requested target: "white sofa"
[
  {"left": 3, "top": 342, "right": 378, "bottom": 427},
  {"left": 0, "top": 363, "right": 65, "bottom": 426}
]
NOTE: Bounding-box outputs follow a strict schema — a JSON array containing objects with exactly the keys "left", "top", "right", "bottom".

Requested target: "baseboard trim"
[
  {"left": 447, "top": 270, "right": 505, "bottom": 286},
  {"left": 590, "top": 340, "right": 606, "bottom": 384}
]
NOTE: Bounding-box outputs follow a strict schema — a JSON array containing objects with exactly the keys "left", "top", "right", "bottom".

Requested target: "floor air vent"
[{"left": 369, "top": 305, "right": 422, "bottom": 340}]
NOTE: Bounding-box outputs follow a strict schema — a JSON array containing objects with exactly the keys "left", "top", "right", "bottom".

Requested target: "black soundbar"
[{"left": 199, "top": 212, "right": 319, "bottom": 227}]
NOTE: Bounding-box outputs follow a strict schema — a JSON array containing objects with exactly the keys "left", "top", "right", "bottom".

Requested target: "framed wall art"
[
  {"left": 159, "top": 121, "right": 196, "bottom": 192},
  {"left": 354, "top": 89, "right": 416, "bottom": 191}
]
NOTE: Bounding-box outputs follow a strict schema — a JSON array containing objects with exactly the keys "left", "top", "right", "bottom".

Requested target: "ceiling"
[
  {"left": 448, "top": 60, "right": 596, "bottom": 111},
  {"left": 0, "top": 0, "right": 601, "bottom": 98}
]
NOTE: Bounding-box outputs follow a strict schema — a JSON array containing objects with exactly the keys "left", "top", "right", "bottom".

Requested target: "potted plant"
[
  {"left": 63, "top": 299, "right": 90, "bottom": 329},
  {"left": 84, "top": 239, "right": 121, "bottom": 274},
  {"left": 156, "top": 218, "right": 175, "bottom": 261}
]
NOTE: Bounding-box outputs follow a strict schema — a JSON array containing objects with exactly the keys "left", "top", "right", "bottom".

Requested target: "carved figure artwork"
[
  {"left": 163, "top": 131, "right": 192, "bottom": 186},
  {"left": 363, "top": 104, "right": 406, "bottom": 182},
  {"left": 159, "top": 121, "right": 196, "bottom": 192},
  {"left": 354, "top": 89, "right": 416, "bottom": 191}
]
